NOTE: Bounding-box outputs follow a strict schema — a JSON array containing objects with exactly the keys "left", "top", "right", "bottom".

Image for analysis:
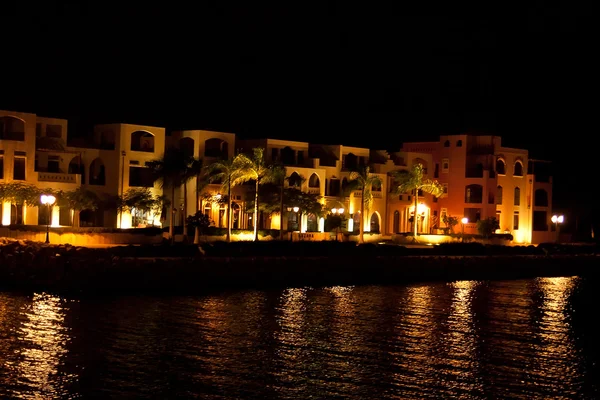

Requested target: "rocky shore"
[{"left": 1, "top": 238, "right": 599, "bottom": 295}]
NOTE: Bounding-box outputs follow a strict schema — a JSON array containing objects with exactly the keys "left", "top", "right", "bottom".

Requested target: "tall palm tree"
[
  {"left": 182, "top": 156, "right": 206, "bottom": 239},
  {"left": 390, "top": 163, "right": 445, "bottom": 239},
  {"left": 347, "top": 165, "right": 383, "bottom": 244},
  {"left": 206, "top": 154, "right": 249, "bottom": 242},
  {"left": 236, "top": 148, "right": 281, "bottom": 241},
  {"left": 148, "top": 147, "right": 193, "bottom": 241}
]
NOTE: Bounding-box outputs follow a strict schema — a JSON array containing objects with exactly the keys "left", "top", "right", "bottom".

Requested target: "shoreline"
[{"left": 2, "top": 239, "right": 599, "bottom": 295}]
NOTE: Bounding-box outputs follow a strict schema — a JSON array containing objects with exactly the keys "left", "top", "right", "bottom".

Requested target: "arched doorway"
[
  {"left": 352, "top": 211, "right": 361, "bottom": 233},
  {"left": 231, "top": 202, "right": 240, "bottom": 229},
  {"left": 68, "top": 156, "right": 85, "bottom": 184},
  {"left": 89, "top": 158, "right": 106, "bottom": 185},
  {"left": 370, "top": 212, "right": 380, "bottom": 233},
  {"left": 393, "top": 210, "right": 400, "bottom": 233},
  {"left": 306, "top": 213, "right": 318, "bottom": 232}
]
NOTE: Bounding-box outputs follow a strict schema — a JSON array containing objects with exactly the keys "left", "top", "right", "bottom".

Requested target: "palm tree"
[
  {"left": 347, "top": 165, "right": 383, "bottom": 244},
  {"left": 390, "top": 163, "right": 445, "bottom": 239},
  {"left": 181, "top": 156, "right": 206, "bottom": 240},
  {"left": 189, "top": 157, "right": 207, "bottom": 215},
  {"left": 266, "top": 162, "right": 288, "bottom": 240},
  {"left": 236, "top": 148, "right": 281, "bottom": 241},
  {"left": 206, "top": 154, "right": 249, "bottom": 242},
  {"left": 148, "top": 147, "right": 193, "bottom": 241}
]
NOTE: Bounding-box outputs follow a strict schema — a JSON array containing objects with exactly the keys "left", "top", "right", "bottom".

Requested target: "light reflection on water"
[{"left": 0, "top": 277, "right": 597, "bottom": 399}]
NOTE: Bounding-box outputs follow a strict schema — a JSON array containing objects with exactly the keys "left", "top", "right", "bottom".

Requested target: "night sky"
[{"left": 0, "top": 3, "right": 594, "bottom": 219}]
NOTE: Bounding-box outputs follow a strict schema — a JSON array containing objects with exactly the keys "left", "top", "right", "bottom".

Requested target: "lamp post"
[
  {"left": 461, "top": 217, "right": 468, "bottom": 242},
  {"left": 120, "top": 150, "right": 126, "bottom": 229},
  {"left": 41, "top": 194, "right": 56, "bottom": 244},
  {"left": 551, "top": 214, "right": 564, "bottom": 243},
  {"left": 331, "top": 207, "right": 344, "bottom": 241}
]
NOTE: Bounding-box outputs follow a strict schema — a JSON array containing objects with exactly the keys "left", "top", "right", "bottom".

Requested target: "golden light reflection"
[
  {"left": 275, "top": 288, "right": 307, "bottom": 354},
  {"left": 537, "top": 276, "right": 577, "bottom": 352},
  {"left": 11, "top": 293, "right": 73, "bottom": 398},
  {"left": 324, "top": 285, "right": 355, "bottom": 319},
  {"left": 394, "top": 284, "right": 434, "bottom": 360},
  {"left": 445, "top": 280, "right": 482, "bottom": 391}
]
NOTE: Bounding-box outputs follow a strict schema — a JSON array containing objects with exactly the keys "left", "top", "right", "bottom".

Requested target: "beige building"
[{"left": 1, "top": 109, "right": 555, "bottom": 243}]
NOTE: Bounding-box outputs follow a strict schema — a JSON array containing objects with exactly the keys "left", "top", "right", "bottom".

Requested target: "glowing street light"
[
  {"left": 40, "top": 194, "right": 56, "bottom": 244},
  {"left": 551, "top": 214, "right": 564, "bottom": 242},
  {"left": 461, "top": 217, "right": 468, "bottom": 242}
]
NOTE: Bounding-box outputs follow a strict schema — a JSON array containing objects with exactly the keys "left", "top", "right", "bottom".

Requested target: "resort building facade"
[{"left": 0, "top": 109, "right": 554, "bottom": 244}]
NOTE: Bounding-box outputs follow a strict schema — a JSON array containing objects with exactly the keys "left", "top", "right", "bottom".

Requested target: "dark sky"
[{"left": 0, "top": 2, "right": 594, "bottom": 211}]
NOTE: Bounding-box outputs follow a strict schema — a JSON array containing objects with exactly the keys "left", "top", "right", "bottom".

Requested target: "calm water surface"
[{"left": 1, "top": 277, "right": 598, "bottom": 399}]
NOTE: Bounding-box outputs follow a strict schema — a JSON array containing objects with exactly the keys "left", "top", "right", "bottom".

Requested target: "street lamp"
[
  {"left": 40, "top": 194, "right": 56, "bottom": 244},
  {"left": 461, "top": 217, "right": 468, "bottom": 242},
  {"left": 551, "top": 214, "right": 564, "bottom": 243}
]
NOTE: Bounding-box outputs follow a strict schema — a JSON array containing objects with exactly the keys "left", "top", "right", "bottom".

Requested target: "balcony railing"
[
  {"left": 37, "top": 171, "right": 80, "bottom": 184},
  {"left": 372, "top": 191, "right": 382, "bottom": 198},
  {"left": 308, "top": 187, "right": 320, "bottom": 195}
]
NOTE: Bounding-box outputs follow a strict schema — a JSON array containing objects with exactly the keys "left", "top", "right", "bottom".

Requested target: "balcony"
[
  {"left": 37, "top": 171, "right": 80, "bottom": 184},
  {"left": 308, "top": 187, "right": 320, "bottom": 195},
  {"left": 372, "top": 191, "right": 382, "bottom": 198}
]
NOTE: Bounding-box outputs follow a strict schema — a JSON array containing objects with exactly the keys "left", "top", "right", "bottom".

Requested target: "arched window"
[
  {"left": 0, "top": 116, "right": 25, "bottom": 141},
  {"left": 496, "top": 185, "right": 503, "bottom": 204},
  {"left": 204, "top": 138, "right": 228, "bottom": 159},
  {"left": 370, "top": 212, "right": 380, "bottom": 233},
  {"left": 288, "top": 172, "right": 302, "bottom": 187},
  {"left": 308, "top": 173, "right": 320, "bottom": 188},
  {"left": 131, "top": 131, "right": 155, "bottom": 152},
  {"left": 496, "top": 158, "right": 506, "bottom": 175},
  {"left": 514, "top": 161, "right": 523, "bottom": 176}
]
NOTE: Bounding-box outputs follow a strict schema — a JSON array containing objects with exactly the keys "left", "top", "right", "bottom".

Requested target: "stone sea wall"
[{"left": 1, "top": 239, "right": 598, "bottom": 295}]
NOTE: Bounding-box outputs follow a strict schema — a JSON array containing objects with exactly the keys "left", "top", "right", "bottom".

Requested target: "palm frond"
[{"left": 420, "top": 179, "right": 445, "bottom": 198}]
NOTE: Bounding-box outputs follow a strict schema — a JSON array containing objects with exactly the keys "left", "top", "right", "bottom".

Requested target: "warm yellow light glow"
[
  {"left": 410, "top": 203, "right": 428, "bottom": 215},
  {"left": 318, "top": 217, "right": 324, "bottom": 232},
  {"left": 338, "top": 208, "right": 344, "bottom": 214},
  {"left": 293, "top": 206, "right": 299, "bottom": 213},
  {"left": 40, "top": 194, "right": 56, "bottom": 206},
  {"left": 119, "top": 210, "right": 133, "bottom": 229},
  {"left": 51, "top": 206, "right": 60, "bottom": 227},
  {"left": 461, "top": 217, "right": 468, "bottom": 224},
  {"left": 551, "top": 214, "right": 564, "bottom": 224},
  {"left": 347, "top": 218, "right": 353, "bottom": 232},
  {"left": 2, "top": 202, "right": 10, "bottom": 225},
  {"left": 331, "top": 208, "right": 337, "bottom": 214}
]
